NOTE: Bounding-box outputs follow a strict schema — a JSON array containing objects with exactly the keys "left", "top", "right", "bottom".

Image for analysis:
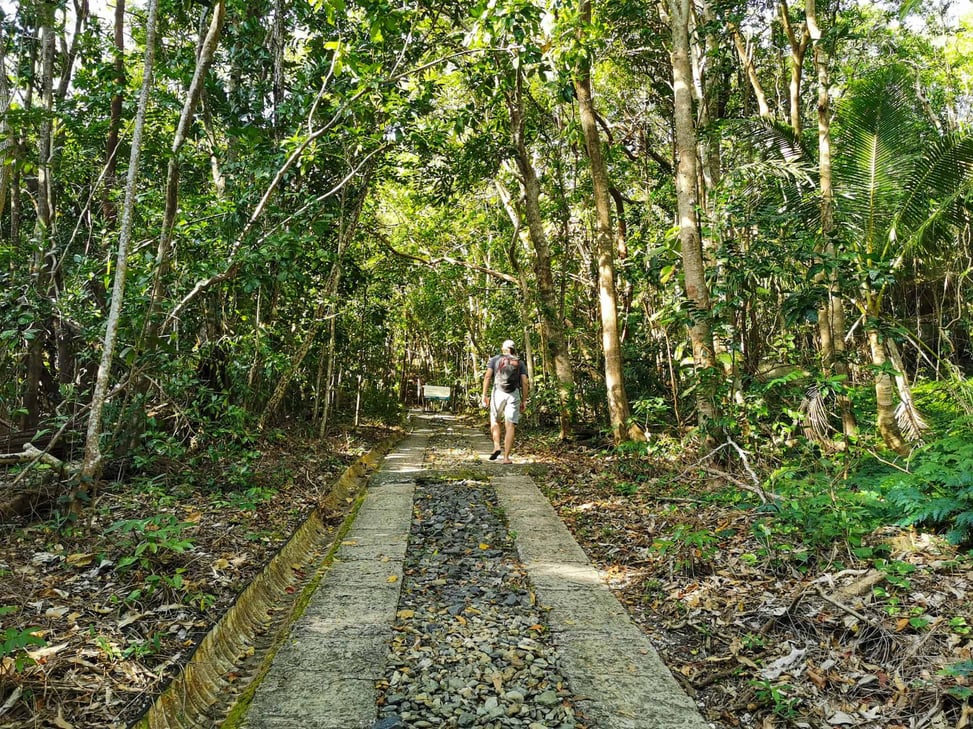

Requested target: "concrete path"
[{"left": 239, "top": 415, "right": 709, "bottom": 729}]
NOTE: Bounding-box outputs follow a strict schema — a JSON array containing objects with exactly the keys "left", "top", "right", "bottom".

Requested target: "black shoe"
[{"left": 489, "top": 449, "right": 501, "bottom": 460}]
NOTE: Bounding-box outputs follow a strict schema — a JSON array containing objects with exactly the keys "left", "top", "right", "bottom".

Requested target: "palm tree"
[{"left": 834, "top": 64, "right": 973, "bottom": 454}]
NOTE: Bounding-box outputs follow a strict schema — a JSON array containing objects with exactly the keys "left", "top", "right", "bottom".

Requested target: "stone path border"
[
  {"left": 467, "top": 430, "right": 709, "bottom": 729},
  {"left": 239, "top": 423, "right": 430, "bottom": 728},
  {"left": 238, "top": 415, "right": 710, "bottom": 729}
]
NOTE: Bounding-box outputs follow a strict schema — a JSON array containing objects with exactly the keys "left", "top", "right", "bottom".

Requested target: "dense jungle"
[{"left": 1, "top": 0, "right": 973, "bottom": 726}]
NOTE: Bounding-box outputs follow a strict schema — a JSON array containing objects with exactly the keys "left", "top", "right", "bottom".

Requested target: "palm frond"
[
  {"left": 718, "top": 118, "right": 818, "bottom": 224},
  {"left": 892, "top": 132, "right": 973, "bottom": 258},
  {"left": 800, "top": 386, "right": 836, "bottom": 446},
  {"left": 834, "top": 66, "right": 923, "bottom": 254},
  {"left": 895, "top": 399, "right": 929, "bottom": 442},
  {"left": 724, "top": 117, "right": 813, "bottom": 164}
]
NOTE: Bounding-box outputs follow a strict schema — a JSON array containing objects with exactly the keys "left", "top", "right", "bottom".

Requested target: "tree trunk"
[
  {"left": 865, "top": 320, "right": 909, "bottom": 455},
  {"left": 807, "top": 0, "right": 856, "bottom": 440},
  {"left": 23, "top": 2, "right": 57, "bottom": 428},
  {"left": 670, "top": 0, "right": 719, "bottom": 440},
  {"left": 144, "top": 0, "right": 226, "bottom": 335},
  {"left": 112, "top": 0, "right": 226, "bottom": 456},
  {"left": 730, "top": 24, "right": 772, "bottom": 120},
  {"left": 779, "top": 0, "right": 809, "bottom": 134},
  {"left": 259, "top": 181, "right": 366, "bottom": 430},
  {"left": 0, "top": 37, "right": 11, "bottom": 219},
  {"left": 505, "top": 66, "right": 575, "bottom": 440},
  {"left": 574, "top": 0, "right": 641, "bottom": 444},
  {"left": 317, "top": 311, "right": 339, "bottom": 437},
  {"left": 103, "top": 0, "right": 125, "bottom": 222},
  {"left": 79, "top": 0, "right": 161, "bottom": 485}
]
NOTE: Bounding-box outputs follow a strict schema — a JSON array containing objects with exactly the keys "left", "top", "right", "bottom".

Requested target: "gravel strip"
[{"left": 373, "top": 477, "right": 594, "bottom": 729}]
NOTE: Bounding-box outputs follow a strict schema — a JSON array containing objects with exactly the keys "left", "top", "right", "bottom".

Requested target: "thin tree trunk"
[
  {"left": 0, "top": 36, "right": 11, "bottom": 219},
  {"left": 807, "top": 0, "right": 856, "bottom": 440},
  {"left": 730, "top": 24, "right": 772, "bottom": 120},
  {"left": 574, "top": 0, "right": 641, "bottom": 444},
  {"left": 780, "top": 0, "right": 809, "bottom": 134},
  {"left": 79, "top": 0, "right": 161, "bottom": 485},
  {"left": 504, "top": 66, "right": 575, "bottom": 440},
  {"left": 318, "top": 314, "right": 338, "bottom": 437},
  {"left": 144, "top": 0, "right": 226, "bottom": 336},
  {"left": 23, "top": 2, "right": 57, "bottom": 428},
  {"left": 111, "top": 1, "right": 226, "bottom": 455},
  {"left": 201, "top": 91, "right": 226, "bottom": 196},
  {"left": 670, "top": 0, "right": 719, "bottom": 440},
  {"left": 263, "top": 190, "right": 362, "bottom": 429},
  {"left": 103, "top": 0, "right": 125, "bottom": 222},
  {"left": 259, "top": 299, "right": 330, "bottom": 429}
]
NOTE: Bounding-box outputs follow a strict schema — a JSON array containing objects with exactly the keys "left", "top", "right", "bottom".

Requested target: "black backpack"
[{"left": 495, "top": 355, "right": 521, "bottom": 393}]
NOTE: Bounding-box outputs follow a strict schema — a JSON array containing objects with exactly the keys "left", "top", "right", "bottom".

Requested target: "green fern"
[{"left": 882, "top": 434, "right": 973, "bottom": 546}]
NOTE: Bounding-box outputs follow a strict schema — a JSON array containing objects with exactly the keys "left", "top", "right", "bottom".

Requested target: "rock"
[
  {"left": 371, "top": 715, "right": 404, "bottom": 729},
  {"left": 536, "top": 690, "right": 559, "bottom": 706}
]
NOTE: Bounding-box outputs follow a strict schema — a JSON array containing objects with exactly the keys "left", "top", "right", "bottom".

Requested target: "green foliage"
[
  {"left": 940, "top": 660, "right": 973, "bottom": 701},
  {"left": 212, "top": 486, "right": 278, "bottom": 511},
  {"left": 882, "top": 431, "right": 973, "bottom": 546},
  {"left": 755, "top": 461, "right": 892, "bottom": 564},
  {"left": 749, "top": 679, "right": 800, "bottom": 719},
  {"left": 651, "top": 525, "right": 721, "bottom": 574},
  {"left": 0, "top": 606, "right": 46, "bottom": 672},
  {"left": 107, "top": 514, "right": 195, "bottom": 572}
]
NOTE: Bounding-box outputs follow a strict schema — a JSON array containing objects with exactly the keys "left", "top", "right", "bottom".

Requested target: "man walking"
[{"left": 482, "top": 339, "right": 529, "bottom": 464}]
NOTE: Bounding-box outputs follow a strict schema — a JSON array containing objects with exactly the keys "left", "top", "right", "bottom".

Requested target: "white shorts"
[{"left": 490, "top": 388, "right": 521, "bottom": 424}]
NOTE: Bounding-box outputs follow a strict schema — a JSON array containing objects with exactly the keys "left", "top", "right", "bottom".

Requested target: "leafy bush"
[
  {"left": 758, "top": 464, "right": 890, "bottom": 560},
  {"left": 882, "top": 432, "right": 973, "bottom": 546},
  {"left": 0, "top": 606, "right": 46, "bottom": 672},
  {"left": 107, "top": 514, "right": 195, "bottom": 572}
]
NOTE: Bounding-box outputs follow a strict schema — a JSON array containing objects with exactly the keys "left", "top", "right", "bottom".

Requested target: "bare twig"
[{"left": 814, "top": 585, "right": 883, "bottom": 630}]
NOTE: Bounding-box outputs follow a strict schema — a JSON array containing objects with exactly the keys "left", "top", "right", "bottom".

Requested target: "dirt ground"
[
  {"left": 0, "top": 425, "right": 396, "bottom": 729},
  {"left": 0, "top": 420, "right": 970, "bottom": 729},
  {"left": 516, "top": 433, "right": 973, "bottom": 729}
]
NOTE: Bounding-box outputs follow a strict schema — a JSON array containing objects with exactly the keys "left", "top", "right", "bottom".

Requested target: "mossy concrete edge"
[{"left": 131, "top": 429, "right": 406, "bottom": 729}]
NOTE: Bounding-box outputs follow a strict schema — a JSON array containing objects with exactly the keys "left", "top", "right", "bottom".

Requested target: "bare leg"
[
  {"left": 502, "top": 423, "right": 515, "bottom": 463},
  {"left": 491, "top": 421, "right": 502, "bottom": 452}
]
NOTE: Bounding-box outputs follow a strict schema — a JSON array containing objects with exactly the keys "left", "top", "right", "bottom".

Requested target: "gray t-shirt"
[{"left": 487, "top": 354, "right": 528, "bottom": 392}]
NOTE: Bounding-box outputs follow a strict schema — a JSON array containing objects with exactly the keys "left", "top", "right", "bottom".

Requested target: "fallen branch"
[
  {"left": 814, "top": 585, "right": 882, "bottom": 629},
  {"left": 697, "top": 465, "right": 770, "bottom": 504},
  {"left": 679, "top": 439, "right": 773, "bottom": 504},
  {"left": 0, "top": 444, "right": 69, "bottom": 476}
]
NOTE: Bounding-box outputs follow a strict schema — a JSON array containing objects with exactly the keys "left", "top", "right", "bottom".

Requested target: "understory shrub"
[{"left": 882, "top": 431, "right": 973, "bottom": 546}]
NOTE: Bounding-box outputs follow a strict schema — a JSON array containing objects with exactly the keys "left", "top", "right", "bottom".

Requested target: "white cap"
[{"left": 502, "top": 339, "right": 515, "bottom": 351}]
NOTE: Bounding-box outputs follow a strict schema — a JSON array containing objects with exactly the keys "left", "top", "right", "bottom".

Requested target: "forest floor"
[
  {"left": 517, "top": 431, "right": 973, "bottom": 729},
  {"left": 0, "top": 418, "right": 971, "bottom": 729},
  {"left": 0, "top": 423, "right": 398, "bottom": 728}
]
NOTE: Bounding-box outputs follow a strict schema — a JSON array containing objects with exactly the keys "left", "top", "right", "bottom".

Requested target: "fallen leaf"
[
  {"left": 52, "top": 708, "right": 74, "bottom": 728},
  {"left": 66, "top": 553, "right": 95, "bottom": 568},
  {"left": 26, "top": 643, "right": 68, "bottom": 661},
  {"left": 396, "top": 609, "right": 415, "bottom": 619},
  {"left": 118, "top": 612, "right": 144, "bottom": 628},
  {"left": 759, "top": 643, "right": 807, "bottom": 680},
  {"left": 213, "top": 558, "right": 230, "bottom": 570},
  {"left": 0, "top": 686, "right": 22, "bottom": 717},
  {"left": 827, "top": 711, "right": 857, "bottom": 725},
  {"left": 386, "top": 575, "right": 398, "bottom": 583}
]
